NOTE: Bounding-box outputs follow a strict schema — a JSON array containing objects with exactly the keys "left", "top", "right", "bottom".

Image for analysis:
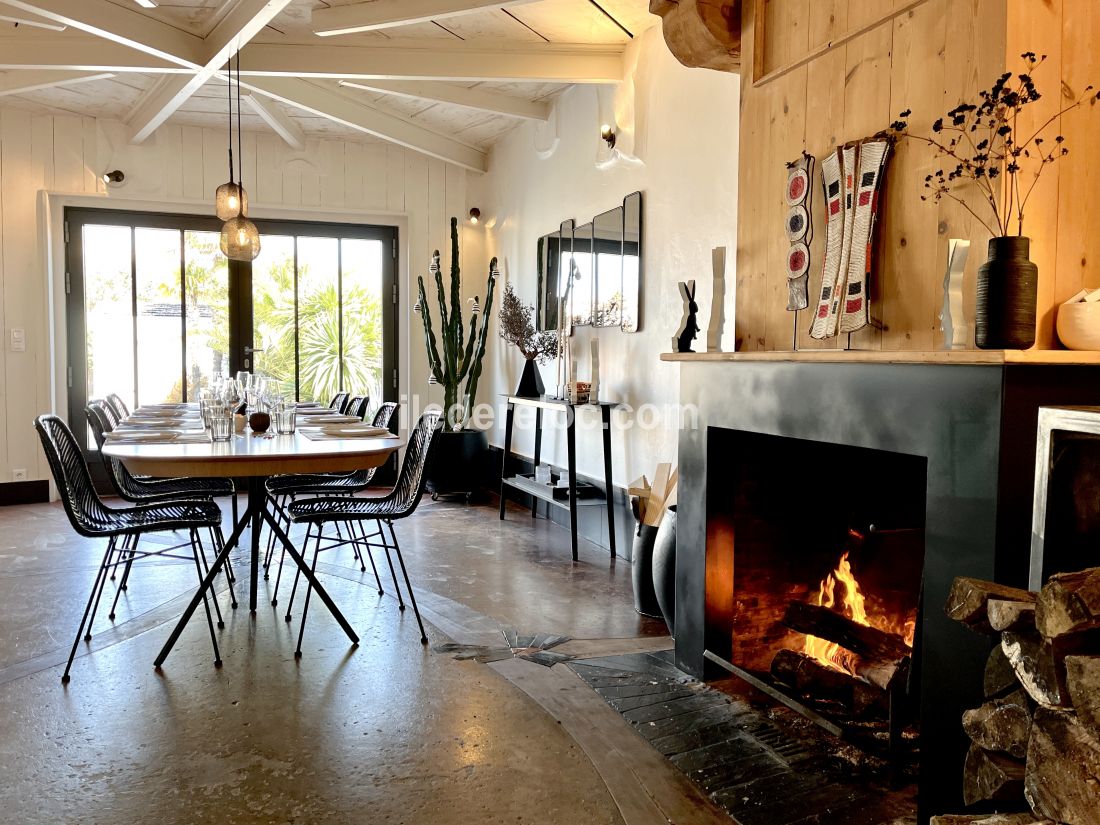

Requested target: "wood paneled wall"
[{"left": 735, "top": 0, "right": 1100, "bottom": 352}]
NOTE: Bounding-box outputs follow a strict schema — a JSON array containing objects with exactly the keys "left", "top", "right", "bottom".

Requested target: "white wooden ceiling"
[{"left": 0, "top": 0, "right": 657, "bottom": 170}]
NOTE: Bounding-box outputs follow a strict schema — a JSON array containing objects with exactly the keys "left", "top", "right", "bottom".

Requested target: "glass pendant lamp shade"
[
  {"left": 215, "top": 181, "right": 248, "bottom": 220},
  {"left": 220, "top": 216, "right": 261, "bottom": 261}
]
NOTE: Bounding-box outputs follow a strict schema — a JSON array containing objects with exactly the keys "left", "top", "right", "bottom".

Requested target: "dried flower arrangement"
[
  {"left": 498, "top": 282, "right": 558, "bottom": 363},
  {"left": 891, "top": 53, "right": 1100, "bottom": 238}
]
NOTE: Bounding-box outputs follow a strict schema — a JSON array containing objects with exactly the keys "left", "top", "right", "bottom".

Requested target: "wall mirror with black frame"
[{"left": 535, "top": 191, "right": 643, "bottom": 333}]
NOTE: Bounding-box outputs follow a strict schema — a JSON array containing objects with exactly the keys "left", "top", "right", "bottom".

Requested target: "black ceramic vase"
[
  {"left": 975, "top": 236, "right": 1038, "bottom": 350},
  {"left": 515, "top": 359, "right": 544, "bottom": 397},
  {"left": 651, "top": 505, "right": 677, "bottom": 637},
  {"left": 631, "top": 524, "right": 662, "bottom": 617}
]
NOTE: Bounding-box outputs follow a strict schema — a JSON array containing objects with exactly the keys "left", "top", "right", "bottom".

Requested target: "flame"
[{"left": 802, "top": 551, "right": 915, "bottom": 676}]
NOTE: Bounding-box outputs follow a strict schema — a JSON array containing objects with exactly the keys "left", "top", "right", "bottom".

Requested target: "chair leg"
[
  {"left": 209, "top": 527, "right": 238, "bottom": 609},
  {"left": 377, "top": 521, "right": 405, "bottom": 610},
  {"left": 386, "top": 520, "right": 427, "bottom": 645},
  {"left": 62, "top": 540, "right": 114, "bottom": 683},
  {"left": 231, "top": 492, "right": 238, "bottom": 537},
  {"left": 294, "top": 527, "right": 325, "bottom": 658},
  {"left": 283, "top": 525, "right": 307, "bottom": 621},
  {"left": 107, "top": 547, "right": 135, "bottom": 621},
  {"left": 193, "top": 530, "right": 225, "bottom": 629},
  {"left": 272, "top": 517, "right": 300, "bottom": 609},
  {"left": 351, "top": 520, "right": 384, "bottom": 595},
  {"left": 189, "top": 529, "right": 223, "bottom": 667},
  {"left": 88, "top": 535, "right": 132, "bottom": 640}
]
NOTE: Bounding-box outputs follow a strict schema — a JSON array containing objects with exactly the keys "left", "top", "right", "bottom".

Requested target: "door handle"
[{"left": 244, "top": 346, "right": 264, "bottom": 354}]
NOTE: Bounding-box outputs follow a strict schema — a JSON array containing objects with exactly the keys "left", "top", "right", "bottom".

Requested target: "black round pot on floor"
[{"left": 425, "top": 428, "right": 488, "bottom": 502}]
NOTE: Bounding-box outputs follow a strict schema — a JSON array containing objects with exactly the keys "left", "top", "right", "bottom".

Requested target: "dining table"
[{"left": 103, "top": 407, "right": 402, "bottom": 668}]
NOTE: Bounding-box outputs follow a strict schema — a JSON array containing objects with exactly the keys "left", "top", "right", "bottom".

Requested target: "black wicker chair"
[
  {"left": 328, "top": 392, "right": 350, "bottom": 414},
  {"left": 35, "top": 414, "right": 229, "bottom": 682},
  {"left": 263, "top": 402, "right": 399, "bottom": 598},
  {"left": 345, "top": 395, "right": 370, "bottom": 420},
  {"left": 105, "top": 393, "right": 129, "bottom": 421},
  {"left": 283, "top": 410, "right": 440, "bottom": 654}
]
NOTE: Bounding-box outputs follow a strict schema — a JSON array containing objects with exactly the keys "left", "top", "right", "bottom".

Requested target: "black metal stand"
[
  {"left": 498, "top": 395, "right": 617, "bottom": 562},
  {"left": 153, "top": 476, "right": 359, "bottom": 668}
]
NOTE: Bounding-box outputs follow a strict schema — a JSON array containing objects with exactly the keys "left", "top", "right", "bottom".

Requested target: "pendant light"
[
  {"left": 214, "top": 53, "right": 246, "bottom": 221},
  {"left": 220, "top": 51, "right": 260, "bottom": 262}
]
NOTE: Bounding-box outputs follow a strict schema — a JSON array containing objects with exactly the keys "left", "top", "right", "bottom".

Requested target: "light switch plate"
[{"left": 10, "top": 328, "right": 25, "bottom": 352}]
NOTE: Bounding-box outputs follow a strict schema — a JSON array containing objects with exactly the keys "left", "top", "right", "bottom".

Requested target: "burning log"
[
  {"left": 988, "top": 599, "right": 1037, "bottom": 633},
  {"left": 946, "top": 577, "right": 1035, "bottom": 633},
  {"left": 962, "top": 743, "right": 1025, "bottom": 805},
  {"left": 961, "top": 689, "right": 1032, "bottom": 759},
  {"left": 930, "top": 816, "right": 1051, "bottom": 825},
  {"left": 1024, "top": 707, "right": 1100, "bottom": 825},
  {"left": 1002, "top": 632, "right": 1063, "bottom": 707},
  {"left": 781, "top": 601, "right": 910, "bottom": 689},
  {"left": 1036, "top": 567, "right": 1100, "bottom": 639},
  {"left": 1065, "top": 655, "right": 1100, "bottom": 734},
  {"left": 769, "top": 648, "right": 884, "bottom": 716}
]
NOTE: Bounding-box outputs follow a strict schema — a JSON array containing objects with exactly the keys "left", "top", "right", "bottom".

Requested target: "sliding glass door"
[{"left": 65, "top": 208, "right": 397, "bottom": 451}]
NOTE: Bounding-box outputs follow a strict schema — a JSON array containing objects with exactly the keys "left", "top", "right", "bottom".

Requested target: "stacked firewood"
[
  {"left": 770, "top": 600, "right": 912, "bottom": 716},
  {"left": 932, "top": 568, "right": 1100, "bottom": 825}
]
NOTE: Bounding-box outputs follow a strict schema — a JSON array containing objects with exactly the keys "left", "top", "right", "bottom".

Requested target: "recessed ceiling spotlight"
[{"left": 468, "top": 207, "right": 481, "bottom": 224}]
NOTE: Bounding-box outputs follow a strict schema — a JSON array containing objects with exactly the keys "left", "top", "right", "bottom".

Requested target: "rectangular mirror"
[
  {"left": 536, "top": 228, "right": 558, "bottom": 331},
  {"left": 570, "top": 221, "right": 594, "bottom": 327},
  {"left": 622, "top": 192, "right": 643, "bottom": 332},
  {"left": 593, "top": 206, "right": 623, "bottom": 327}
]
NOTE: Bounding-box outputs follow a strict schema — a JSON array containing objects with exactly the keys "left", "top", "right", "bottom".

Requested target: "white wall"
[
  {"left": 0, "top": 109, "right": 468, "bottom": 485},
  {"left": 469, "top": 27, "right": 740, "bottom": 486}
]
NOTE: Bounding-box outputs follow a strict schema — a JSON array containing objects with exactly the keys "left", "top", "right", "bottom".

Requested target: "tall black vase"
[
  {"left": 515, "top": 359, "right": 544, "bottom": 397},
  {"left": 975, "top": 236, "right": 1038, "bottom": 350}
]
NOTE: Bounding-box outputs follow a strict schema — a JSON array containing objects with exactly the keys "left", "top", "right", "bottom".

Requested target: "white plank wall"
[{"left": 0, "top": 106, "right": 470, "bottom": 486}]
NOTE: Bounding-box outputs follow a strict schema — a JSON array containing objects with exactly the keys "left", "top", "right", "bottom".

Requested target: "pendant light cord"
[
  {"left": 236, "top": 50, "right": 243, "bottom": 190},
  {"left": 226, "top": 56, "right": 234, "bottom": 182}
]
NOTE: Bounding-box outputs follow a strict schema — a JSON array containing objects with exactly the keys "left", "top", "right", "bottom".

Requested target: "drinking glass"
[
  {"left": 210, "top": 406, "right": 233, "bottom": 442},
  {"left": 274, "top": 406, "right": 297, "bottom": 435}
]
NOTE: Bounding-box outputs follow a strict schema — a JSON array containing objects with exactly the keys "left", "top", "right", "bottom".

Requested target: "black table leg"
[
  {"left": 499, "top": 402, "right": 515, "bottom": 520},
  {"left": 601, "top": 403, "right": 615, "bottom": 559},
  {"left": 566, "top": 408, "right": 578, "bottom": 562},
  {"left": 248, "top": 477, "right": 263, "bottom": 613},
  {"left": 531, "top": 408, "right": 543, "bottom": 518}
]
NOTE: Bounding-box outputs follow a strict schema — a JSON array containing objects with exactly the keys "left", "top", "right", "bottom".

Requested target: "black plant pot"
[
  {"left": 425, "top": 428, "right": 488, "bottom": 501},
  {"left": 631, "top": 524, "right": 662, "bottom": 618},
  {"left": 975, "top": 236, "right": 1038, "bottom": 350},
  {"left": 652, "top": 505, "right": 677, "bottom": 637},
  {"left": 515, "top": 359, "right": 545, "bottom": 397}
]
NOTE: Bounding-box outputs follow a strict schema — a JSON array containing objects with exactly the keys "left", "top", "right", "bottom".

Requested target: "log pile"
[{"left": 936, "top": 569, "right": 1100, "bottom": 825}]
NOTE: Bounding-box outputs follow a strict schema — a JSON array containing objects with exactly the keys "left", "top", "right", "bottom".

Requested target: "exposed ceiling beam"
[
  {"left": 312, "top": 0, "right": 536, "bottom": 37},
  {"left": 243, "top": 91, "right": 305, "bottom": 150},
  {"left": 0, "top": 0, "right": 202, "bottom": 67},
  {"left": 0, "top": 11, "right": 67, "bottom": 31},
  {"left": 0, "top": 38, "right": 190, "bottom": 72},
  {"left": 241, "top": 43, "right": 624, "bottom": 83},
  {"left": 125, "top": 0, "right": 292, "bottom": 144},
  {"left": 0, "top": 69, "right": 113, "bottom": 96},
  {"left": 243, "top": 76, "right": 487, "bottom": 172},
  {"left": 339, "top": 79, "right": 551, "bottom": 121}
]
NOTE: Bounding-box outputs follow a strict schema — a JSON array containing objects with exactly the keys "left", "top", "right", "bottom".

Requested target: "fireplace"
[
  {"left": 705, "top": 428, "right": 926, "bottom": 754},
  {"left": 671, "top": 359, "right": 1100, "bottom": 820}
]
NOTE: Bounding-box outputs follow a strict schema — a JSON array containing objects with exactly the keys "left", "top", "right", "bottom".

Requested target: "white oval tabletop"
[{"left": 103, "top": 431, "right": 402, "bottom": 478}]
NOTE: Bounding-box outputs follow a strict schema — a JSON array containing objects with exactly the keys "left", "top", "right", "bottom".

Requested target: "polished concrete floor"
[{"left": 0, "top": 495, "right": 687, "bottom": 824}]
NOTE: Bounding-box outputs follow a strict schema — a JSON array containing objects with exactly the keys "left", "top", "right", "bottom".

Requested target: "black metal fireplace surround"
[{"left": 673, "top": 361, "right": 1100, "bottom": 822}]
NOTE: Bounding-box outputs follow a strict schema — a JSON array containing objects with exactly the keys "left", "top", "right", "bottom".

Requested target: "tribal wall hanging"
[
  {"left": 809, "top": 137, "right": 892, "bottom": 340},
  {"left": 784, "top": 153, "right": 815, "bottom": 311}
]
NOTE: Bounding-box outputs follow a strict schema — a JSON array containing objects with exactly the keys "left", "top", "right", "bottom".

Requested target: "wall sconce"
[
  {"left": 468, "top": 207, "right": 481, "bottom": 224},
  {"left": 600, "top": 124, "right": 616, "bottom": 149},
  {"left": 102, "top": 170, "right": 125, "bottom": 185}
]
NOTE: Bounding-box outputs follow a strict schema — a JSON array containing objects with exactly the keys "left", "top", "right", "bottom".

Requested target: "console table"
[{"left": 498, "top": 395, "right": 617, "bottom": 561}]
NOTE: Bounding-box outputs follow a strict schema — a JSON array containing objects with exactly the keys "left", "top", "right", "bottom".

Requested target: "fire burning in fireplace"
[{"left": 802, "top": 549, "right": 917, "bottom": 678}]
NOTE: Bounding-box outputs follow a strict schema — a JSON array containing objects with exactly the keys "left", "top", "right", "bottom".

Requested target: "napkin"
[{"left": 300, "top": 425, "right": 392, "bottom": 440}]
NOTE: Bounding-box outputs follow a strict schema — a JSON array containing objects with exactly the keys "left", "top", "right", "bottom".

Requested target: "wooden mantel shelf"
[{"left": 660, "top": 350, "right": 1100, "bottom": 365}]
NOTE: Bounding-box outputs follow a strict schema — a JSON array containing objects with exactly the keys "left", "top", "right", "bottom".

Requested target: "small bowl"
[
  {"left": 248, "top": 412, "right": 271, "bottom": 433},
  {"left": 1056, "top": 301, "right": 1100, "bottom": 350}
]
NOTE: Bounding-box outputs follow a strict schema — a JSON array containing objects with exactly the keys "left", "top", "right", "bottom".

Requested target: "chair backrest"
[
  {"left": 385, "top": 410, "right": 441, "bottom": 518},
  {"left": 85, "top": 402, "right": 137, "bottom": 501},
  {"left": 35, "top": 414, "right": 115, "bottom": 537},
  {"left": 371, "top": 401, "right": 399, "bottom": 431},
  {"left": 329, "top": 392, "right": 349, "bottom": 413},
  {"left": 106, "top": 393, "right": 129, "bottom": 421},
  {"left": 346, "top": 395, "right": 370, "bottom": 420}
]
